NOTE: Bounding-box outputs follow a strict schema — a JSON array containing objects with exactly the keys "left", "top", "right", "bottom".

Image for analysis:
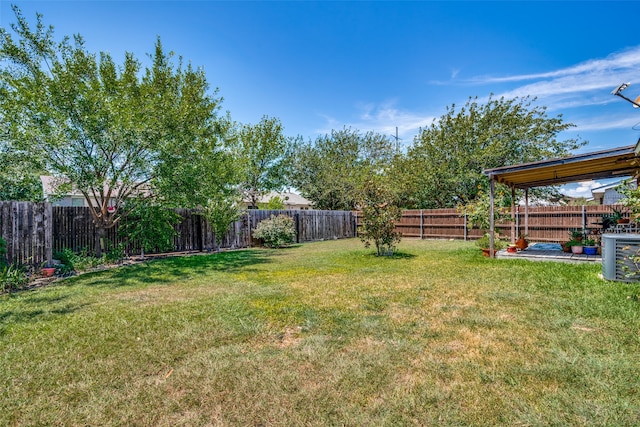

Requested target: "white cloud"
[
  {"left": 317, "top": 100, "right": 437, "bottom": 144},
  {"left": 469, "top": 46, "right": 640, "bottom": 128},
  {"left": 319, "top": 46, "right": 640, "bottom": 143},
  {"left": 560, "top": 180, "right": 605, "bottom": 198},
  {"left": 473, "top": 46, "right": 640, "bottom": 86},
  {"left": 573, "top": 116, "right": 640, "bottom": 132}
]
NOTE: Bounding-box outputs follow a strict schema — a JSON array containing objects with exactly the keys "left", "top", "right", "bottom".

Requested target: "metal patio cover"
[
  {"left": 484, "top": 144, "right": 639, "bottom": 190},
  {"left": 482, "top": 142, "right": 639, "bottom": 258}
]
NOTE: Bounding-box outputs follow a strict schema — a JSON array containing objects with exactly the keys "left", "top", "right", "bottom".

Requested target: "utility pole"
[{"left": 390, "top": 126, "right": 401, "bottom": 153}]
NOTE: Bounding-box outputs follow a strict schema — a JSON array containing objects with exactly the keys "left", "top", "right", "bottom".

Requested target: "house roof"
[
  {"left": 40, "top": 175, "right": 82, "bottom": 196},
  {"left": 258, "top": 191, "right": 312, "bottom": 206},
  {"left": 591, "top": 179, "right": 625, "bottom": 195},
  {"left": 484, "top": 144, "right": 639, "bottom": 189},
  {"left": 40, "top": 175, "right": 150, "bottom": 199}
]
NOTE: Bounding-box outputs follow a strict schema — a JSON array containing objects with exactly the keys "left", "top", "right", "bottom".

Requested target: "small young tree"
[
  {"left": 457, "top": 189, "right": 511, "bottom": 231},
  {"left": 253, "top": 215, "right": 296, "bottom": 248},
  {"left": 118, "top": 199, "right": 181, "bottom": 259},
  {"left": 202, "top": 196, "right": 243, "bottom": 251},
  {"left": 358, "top": 180, "right": 402, "bottom": 256}
]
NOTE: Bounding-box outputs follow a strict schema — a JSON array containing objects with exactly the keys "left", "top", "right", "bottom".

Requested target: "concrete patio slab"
[{"left": 496, "top": 243, "right": 601, "bottom": 264}]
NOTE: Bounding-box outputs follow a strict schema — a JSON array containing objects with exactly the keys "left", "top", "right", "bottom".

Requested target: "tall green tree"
[
  {"left": 0, "top": 145, "right": 43, "bottom": 201},
  {"left": 0, "top": 6, "right": 234, "bottom": 255},
  {"left": 235, "top": 115, "right": 291, "bottom": 208},
  {"left": 290, "top": 127, "right": 395, "bottom": 210},
  {"left": 394, "top": 95, "right": 584, "bottom": 209}
]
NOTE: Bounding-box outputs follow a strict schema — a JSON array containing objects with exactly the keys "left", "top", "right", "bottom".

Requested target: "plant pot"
[
  {"left": 561, "top": 243, "right": 572, "bottom": 253},
  {"left": 617, "top": 218, "right": 630, "bottom": 224},
  {"left": 481, "top": 248, "right": 498, "bottom": 257},
  {"left": 571, "top": 245, "right": 583, "bottom": 254},
  {"left": 41, "top": 267, "right": 56, "bottom": 277},
  {"left": 507, "top": 245, "right": 518, "bottom": 253},
  {"left": 584, "top": 246, "right": 598, "bottom": 255},
  {"left": 515, "top": 238, "right": 528, "bottom": 250}
]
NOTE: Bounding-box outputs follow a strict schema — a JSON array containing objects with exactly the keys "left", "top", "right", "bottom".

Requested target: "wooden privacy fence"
[
  {"left": 390, "top": 205, "right": 623, "bottom": 242},
  {"left": 0, "top": 202, "right": 52, "bottom": 266},
  {"left": 503, "top": 205, "right": 621, "bottom": 242},
  {"left": 0, "top": 201, "right": 629, "bottom": 266},
  {"left": 1, "top": 203, "right": 357, "bottom": 265},
  {"left": 52, "top": 208, "right": 356, "bottom": 255}
]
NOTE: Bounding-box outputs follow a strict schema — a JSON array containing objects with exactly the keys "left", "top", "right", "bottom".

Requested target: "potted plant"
[
  {"left": 583, "top": 238, "right": 598, "bottom": 255},
  {"left": 476, "top": 232, "right": 506, "bottom": 257},
  {"left": 561, "top": 241, "right": 572, "bottom": 253},
  {"left": 601, "top": 213, "right": 618, "bottom": 232},
  {"left": 611, "top": 208, "right": 629, "bottom": 224},
  {"left": 568, "top": 229, "right": 584, "bottom": 242},
  {"left": 515, "top": 233, "right": 528, "bottom": 250},
  {"left": 567, "top": 239, "right": 584, "bottom": 254},
  {"left": 41, "top": 262, "right": 56, "bottom": 277}
]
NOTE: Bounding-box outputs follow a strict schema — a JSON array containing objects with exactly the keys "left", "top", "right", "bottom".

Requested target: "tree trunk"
[{"left": 94, "top": 226, "right": 105, "bottom": 258}]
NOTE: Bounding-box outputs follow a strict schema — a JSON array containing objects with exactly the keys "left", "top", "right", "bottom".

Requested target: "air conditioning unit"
[{"left": 601, "top": 233, "right": 640, "bottom": 281}]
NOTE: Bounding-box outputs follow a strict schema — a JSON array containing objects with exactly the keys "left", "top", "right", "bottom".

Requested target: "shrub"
[
  {"left": 54, "top": 248, "right": 104, "bottom": 274},
  {"left": 202, "top": 197, "right": 242, "bottom": 251},
  {"left": 258, "top": 195, "right": 286, "bottom": 210},
  {"left": 0, "top": 237, "right": 7, "bottom": 267},
  {"left": 253, "top": 215, "right": 296, "bottom": 248},
  {"left": 475, "top": 233, "right": 507, "bottom": 250},
  {"left": 1, "top": 264, "right": 28, "bottom": 293},
  {"left": 119, "top": 199, "right": 181, "bottom": 259}
]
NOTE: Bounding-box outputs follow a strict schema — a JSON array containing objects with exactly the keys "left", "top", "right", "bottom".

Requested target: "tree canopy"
[
  {"left": 0, "top": 6, "right": 235, "bottom": 255},
  {"left": 393, "top": 95, "right": 584, "bottom": 209},
  {"left": 289, "top": 127, "right": 395, "bottom": 211},
  {"left": 234, "top": 115, "right": 292, "bottom": 209}
]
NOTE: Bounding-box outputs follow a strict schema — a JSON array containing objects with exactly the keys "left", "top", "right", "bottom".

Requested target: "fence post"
[
  {"left": 44, "top": 202, "right": 53, "bottom": 265},
  {"left": 582, "top": 205, "right": 587, "bottom": 232},
  {"left": 464, "top": 213, "right": 468, "bottom": 241},
  {"left": 354, "top": 211, "right": 358, "bottom": 237},
  {"left": 294, "top": 212, "right": 300, "bottom": 243},
  {"left": 420, "top": 209, "right": 423, "bottom": 240}
]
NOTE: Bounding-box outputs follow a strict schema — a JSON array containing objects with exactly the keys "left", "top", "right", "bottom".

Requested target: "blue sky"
[{"left": 2, "top": 1, "right": 640, "bottom": 198}]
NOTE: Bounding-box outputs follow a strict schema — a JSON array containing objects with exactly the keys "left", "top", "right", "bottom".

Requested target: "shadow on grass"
[
  {"left": 361, "top": 251, "right": 417, "bottom": 260},
  {"left": 0, "top": 250, "right": 273, "bottom": 332},
  {"left": 88, "top": 249, "right": 274, "bottom": 288},
  {"left": 0, "top": 301, "right": 91, "bottom": 335}
]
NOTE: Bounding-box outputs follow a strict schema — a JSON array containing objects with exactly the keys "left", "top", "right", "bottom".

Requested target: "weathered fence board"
[{"left": 0, "top": 202, "right": 52, "bottom": 266}]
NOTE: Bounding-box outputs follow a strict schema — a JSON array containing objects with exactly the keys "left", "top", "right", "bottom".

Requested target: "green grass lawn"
[{"left": 1, "top": 238, "right": 639, "bottom": 426}]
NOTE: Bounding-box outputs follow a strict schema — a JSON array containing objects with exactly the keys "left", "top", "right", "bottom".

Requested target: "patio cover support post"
[
  {"left": 525, "top": 187, "right": 529, "bottom": 236},
  {"left": 511, "top": 187, "right": 516, "bottom": 243},
  {"left": 489, "top": 175, "right": 495, "bottom": 258}
]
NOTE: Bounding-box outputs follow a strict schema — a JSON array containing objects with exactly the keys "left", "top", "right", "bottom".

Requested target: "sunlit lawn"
[{"left": 1, "top": 238, "right": 639, "bottom": 426}]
